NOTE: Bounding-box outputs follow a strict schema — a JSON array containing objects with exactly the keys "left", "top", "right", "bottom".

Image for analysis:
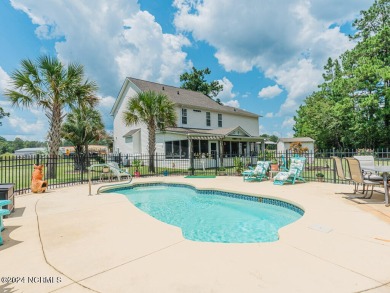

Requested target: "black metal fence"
[{"left": 1, "top": 149, "right": 389, "bottom": 194}]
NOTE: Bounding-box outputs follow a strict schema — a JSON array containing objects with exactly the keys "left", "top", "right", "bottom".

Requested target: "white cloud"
[
  {"left": 258, "top": 124, "right": 264, "bottom": 134},
  {"left": 8, "top": 114, "right": 46, "bottom": 134},
  {"left": 216, "top": 77, "right": 236, "bottom": 101},
  {"left": 99, "top": 95, "right": 116, "bottom": 110},
  {"left": 8, "top": 0, "right": 193, "bottom": 137},
  {"left": 216, "top": 77, "right": 239, "bottom": 108},
  {"left": 258, "top": 85, "right": 282, "bottom": 99},
  {"left": 282, "top": 116, "right": 295, "bottom": 129},
  {"left": 223, "top": 100, "right": 240, "bottom": 108},
  {"left": 265, "top": 113, "right": 274, "bottom": 118},
  {"left": 11, "top": 0, "right": 192, "bottom": 97},
  {"left": 98, "top": 95, "right": 116, "bottom": 131},
  {"left": 308, "top": 0, "right": 373, "bottom": 23},
  {"left": 0, "top": 66, "right": 11, "bottom": 92},
  {"left": 1, "top": 103, "right": 48, "bottom": 140},
  {"left": 267, "top": 59, "right": 323, "bottom": 116},
  {"left": 173, "top": 0, "right": 370, "bottom": 116}
]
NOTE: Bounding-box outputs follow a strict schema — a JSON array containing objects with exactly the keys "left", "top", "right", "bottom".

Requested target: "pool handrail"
[{"left": 87, "top": 163, "right": 133, "bottom": 195}]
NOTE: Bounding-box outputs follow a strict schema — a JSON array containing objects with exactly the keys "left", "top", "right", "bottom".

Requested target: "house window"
[
  {"left": 191, "top": 139, "right": 209, "bottom": 156},
  {"left": 182, "top": 108, "right": 187, "bottom": 125},
  {"left": 218, "top": 114, "right": 222, "bottom": 127},
  {"left": 165, "top": 140, "right": 189, "bottom": 159},
  {"left": 206, "top": 112, "right": 211, "bottom": 126}
]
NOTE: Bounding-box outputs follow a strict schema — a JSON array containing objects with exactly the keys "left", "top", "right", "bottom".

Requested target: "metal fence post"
[{"left": 190, "top": 151, "right": 194, "bottom": 175}]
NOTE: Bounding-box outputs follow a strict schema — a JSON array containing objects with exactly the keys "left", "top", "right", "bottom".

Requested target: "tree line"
[
  {"left": 0, "top": 137, "right": 46, "bottom": 155},
  {"left": 293, "top": 0, "right": 389, "bottom": 149}
]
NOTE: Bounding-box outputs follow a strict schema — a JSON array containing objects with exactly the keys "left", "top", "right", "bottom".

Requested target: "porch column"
[
  {"left": 188, "top": 137, "right": 194, "bottom": 175},
  {"left": 219, "top": 139, "right": 224, "bottom": 167}
]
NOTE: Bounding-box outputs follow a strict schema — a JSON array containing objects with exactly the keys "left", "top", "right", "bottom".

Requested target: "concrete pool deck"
[{"left": 1, "top": 176, "right": 390, "bottom": 293}]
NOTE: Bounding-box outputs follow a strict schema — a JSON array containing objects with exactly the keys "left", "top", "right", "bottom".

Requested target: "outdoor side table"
[
  {"left": 0, "top": 184, "right": 15, "bottom": 217},
  {"left": 269, "top": 170, "right": 279, "bottom": 180}
]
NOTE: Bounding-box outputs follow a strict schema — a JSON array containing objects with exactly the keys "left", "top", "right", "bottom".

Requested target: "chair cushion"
[
  {"left": 274, "top": 172, "right": 290, "bottom": 181},
  {"left": 363, "top": 174, "right": 383, "bottom": 181}
]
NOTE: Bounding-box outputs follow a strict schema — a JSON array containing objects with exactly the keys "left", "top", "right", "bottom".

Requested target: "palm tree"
[
  {"left": 123, "top": 90, "right": 177, "bottom": 173},
  {"left": 62, "top": 106, "right": 105, "bottom": 171},
  {"left": 5, "top": 55, "right": 97, "bottom": 178}
]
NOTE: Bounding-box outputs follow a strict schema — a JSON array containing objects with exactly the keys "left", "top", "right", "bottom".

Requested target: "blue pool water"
[{"left": 107, "top": 184, "right": 303, "bottom": 243}]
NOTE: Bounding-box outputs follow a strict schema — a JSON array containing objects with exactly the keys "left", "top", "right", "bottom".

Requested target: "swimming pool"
[{"left": 105, "top": 183, "right": 304, "bottom": 243}]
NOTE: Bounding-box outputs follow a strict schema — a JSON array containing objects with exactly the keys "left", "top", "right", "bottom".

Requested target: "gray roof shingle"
[{"left": 126, "top": 77, "right": 259, "bottom": 118}]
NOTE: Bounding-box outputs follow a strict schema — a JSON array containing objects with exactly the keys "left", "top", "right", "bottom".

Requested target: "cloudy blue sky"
[{"left": 0, "top": 0, "right": 373, "bottom": 141}]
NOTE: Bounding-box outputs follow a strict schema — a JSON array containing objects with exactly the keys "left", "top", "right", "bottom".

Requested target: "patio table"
[{"left": 364, "top": 166, "right": 390, "bottom": 207}]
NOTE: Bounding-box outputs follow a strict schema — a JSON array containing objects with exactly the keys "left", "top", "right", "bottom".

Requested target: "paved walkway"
[{"left": 1, "top": 177, "right": 390, "bottom": 293}]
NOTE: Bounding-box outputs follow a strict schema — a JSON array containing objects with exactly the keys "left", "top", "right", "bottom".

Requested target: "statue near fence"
[{"left": 31, "top": 164, "right": 48, "bottom": 193}]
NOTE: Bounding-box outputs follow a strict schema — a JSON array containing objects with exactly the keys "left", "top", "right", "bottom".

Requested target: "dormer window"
[
  {"left": 218, "top": 114, "right": 222, "bottom": 127},
  {"left": 182, "top": 108, "right": 187, "bottom": 125}
]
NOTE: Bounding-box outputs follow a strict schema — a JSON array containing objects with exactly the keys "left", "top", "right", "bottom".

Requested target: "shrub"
[
  {"left": 233, "top": 157, "right": 244, "bottom": 173},
  {"left": 0, "top": 152, "right": 15, "bottom": 158}
]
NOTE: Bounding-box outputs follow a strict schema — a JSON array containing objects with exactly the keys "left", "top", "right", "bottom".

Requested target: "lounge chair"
[
  {"left": 280, "top": 155, "right": 289, "bottom": 171},
  {"left": 273, "top": 156, "right": 306, "bottom": 185},
  {"left": 345, "top": 157, "right": 382, "bottom": 199},
  {"left": 242, "top": 161, "right": 270, "bottom": 182},
  {"left": 100, "top": 166, "right": 112, "bottom": 181},
  {"left": 0, "top": 200, "right": 11, "bottom": 245},
  {"left": 107, "top": 162, "right": 131, "bottom": 181}
]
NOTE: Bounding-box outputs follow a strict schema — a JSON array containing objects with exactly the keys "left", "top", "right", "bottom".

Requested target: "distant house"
[
  {"left": 60, "top": 145, "right": 109, "bottom": 155},
  {"left": 277, "top": 137, "right": 315, "bottom": 153},
  {"left": 110, "top": 77, "right": 265, "bottom": 158},
  {"left": 14, "top": 147, "right": 46, "bottom": 156}
]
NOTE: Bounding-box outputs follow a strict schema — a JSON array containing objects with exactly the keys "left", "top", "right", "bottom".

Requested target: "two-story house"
[{"left": 110, "top": 77, "right": 264, "bottom": 160}]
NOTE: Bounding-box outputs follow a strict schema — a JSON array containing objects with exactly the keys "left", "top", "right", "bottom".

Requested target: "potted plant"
[
  {"left": 233, "top": 157, "right": 244, "bottom": 175},
  {"left": 316, "top": 172, "right": 325, "bottom": 182},
  {"left": 218, "top": 167, "right": 227, "bottom": 176},
  {"left": 270, "top": 159, "right": 279, "bottom": 171},
  {"left": 132, "top": 159, "right": 141, "bottom": 177}
]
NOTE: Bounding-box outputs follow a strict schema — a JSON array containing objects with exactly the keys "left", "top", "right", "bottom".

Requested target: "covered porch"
[{"left": 158, "top": 126, "right": 265, "bottom": 170}]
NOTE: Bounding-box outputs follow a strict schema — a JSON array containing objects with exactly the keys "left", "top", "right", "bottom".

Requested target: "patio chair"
[
  {"left": 107, "top": 162, "right": 131, "bottom": 181},
  {"left": 0, "top": 200, "right": 11, "bottom": 231},
  {"left": 344, "top": 157, "right": 382, "bottom": 199},
  {"left": 332, "top": 156, "right": 361, "bottom": 193},
  {"left": 280, "top": 155, "right": 289, "bottom": 171},
  {"left": 0, "top": 200, "right": 11, "bottom": 245},
  {"left": 242, "top": 161, "right": 270, "bottom": 182},
  {"left": 273, "top": 156, "right": 306, "bottom": 185},
  {"left": 353, "top": 155, "right": 383, "bottom": 181}
]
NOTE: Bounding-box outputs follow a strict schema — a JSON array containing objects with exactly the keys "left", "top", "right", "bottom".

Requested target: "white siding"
[
  {"left": 113, "top": 84, "right": 260, "bottom": 154},
  {"left": 177, "top": 106, "right": 259, "bottom": 136},
  {"left": 277, "top": 141, "right": 315, "bottom": 153},
  {"left": 113, "top": 86, "right": 149, "bottom": 154}
]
